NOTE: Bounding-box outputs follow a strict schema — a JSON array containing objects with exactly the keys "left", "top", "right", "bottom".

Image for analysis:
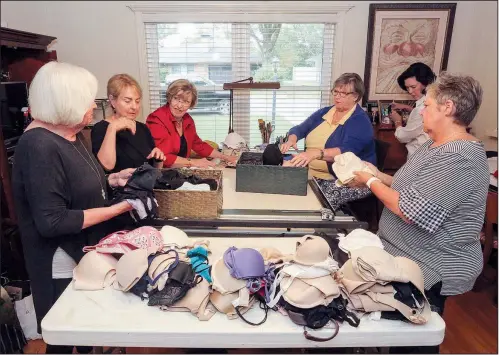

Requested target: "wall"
[
  {"left": 0, "top": 1, "right": 140, "bottom": 99},
  {"left": 1, "top": 1, "right": 497, "bottom": 148},
  {"left": 341, "top": 1, "right": 498, "bottom": 150}
]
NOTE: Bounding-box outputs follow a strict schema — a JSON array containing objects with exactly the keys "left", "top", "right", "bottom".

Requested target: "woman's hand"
[
  {"left": 110, "top": 117, "right": 136, "bottom": 135},
  {"left": 364, "top": 161, "right": 379, "bottom": 177},
  {"left": 108, "top": 168, "right": 136, "bottom": 188},
  {"left": 222, "top": 155, "right": 238, "bottom": 164},
  {"left": 280, "top": 135, "right": 298, "bottom": 153},
  {"left": 147, "top": 147, "right": 165, "bottom": 162},
  {"left": 349, "top": 171, "right": 375, "bottom": 188},
  {"left": 289, "top": 150, "right": 321, "bottom": 168},
  {"left": 192, "top": 158, "right": 217, "bottom": 168},
  {"left": 389, "top": 111, "right": 403, "bottom": 126},
  {"left": 390, "top": 103, "right": 412, "bottom": 112}
]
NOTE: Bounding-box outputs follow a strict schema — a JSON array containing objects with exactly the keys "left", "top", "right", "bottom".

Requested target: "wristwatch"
[{"left": 319, "top": 149, "right": 324, "bottom": 160}]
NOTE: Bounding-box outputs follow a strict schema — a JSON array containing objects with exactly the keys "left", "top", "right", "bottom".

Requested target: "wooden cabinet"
[
  {"left": 374, "top": 126, "right": 407, "bottom": 175},
  {"left": 1, "top": 27, "right": 57, "bottom": 280}
]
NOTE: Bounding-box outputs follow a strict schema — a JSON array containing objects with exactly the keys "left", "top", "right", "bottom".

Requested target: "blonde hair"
[
  {"left": 28, "top": 61, "right": 98, "bottom": 127},
  {"left": 107, "top": 74, "right": 142, "bottom": 100},
  {"left": 166, "top": 79, "right": 198, "bottom": 108}
]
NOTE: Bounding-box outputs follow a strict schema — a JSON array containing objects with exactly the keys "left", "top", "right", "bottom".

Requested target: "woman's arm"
[
  {"left": 24, "top": 145, "right": 133, "bottom": 238},
  {"left": 352, "top": 171, "right": 408, "bottom": 221},
  {"left": 96, "top": 123, "right": 119, "bottom": 171},
  {"left": 393, "top": 108, "right": 425, "bottom": 144},
  {"left": 94, "top": 119, "right": 136, "bottom": 171},
  {"left": 82, "top": 202, "right": 132, "bottom": 229}
]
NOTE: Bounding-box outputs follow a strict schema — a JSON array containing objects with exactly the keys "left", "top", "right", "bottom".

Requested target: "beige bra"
[
  {"left": 209, "top": 290, "right": 255, "bottom": 320},
  {"left": 210, "top": 257, "right": 250, "bottom": 308},
  {"left": 281, "top": 275, "right": 339, "bottom": 309},
  {"left": 73, "top": 251, "right": 117, "bottom": 291},
  {"left": 115, "top": 248, "right": 149, "bottom": 292},
  {"left": 161, "top": 279, "right": 216, "bottom": 321}
]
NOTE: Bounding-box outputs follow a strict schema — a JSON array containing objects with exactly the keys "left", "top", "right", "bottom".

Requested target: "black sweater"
[
  {"left": 12, "top": 128, "right": 120, "bottom": 332},
  {"left": 91, "top": 120, "right": 156, "bottom": 173}
]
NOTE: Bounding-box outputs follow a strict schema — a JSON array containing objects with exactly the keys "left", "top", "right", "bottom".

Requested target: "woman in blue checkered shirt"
[{"left": 350, "top": 72, "right": 489, "bottom": 324}]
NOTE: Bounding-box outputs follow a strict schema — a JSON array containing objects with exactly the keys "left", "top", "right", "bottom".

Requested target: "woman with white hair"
[
  {"left": 351, "top": 72, "right": 489, "bottom": 353},
  {"left": 12, "top": 62, "right": 136, "bottom": 354}
]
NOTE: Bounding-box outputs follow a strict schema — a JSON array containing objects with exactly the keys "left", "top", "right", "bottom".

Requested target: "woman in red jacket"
[{"left": 147, "top": 79, "right": 237, "bottom": 168}]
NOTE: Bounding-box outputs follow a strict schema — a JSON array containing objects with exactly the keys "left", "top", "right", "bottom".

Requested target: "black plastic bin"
[{"left": 235, "top": 152, "right": 308, "bottom": 196}]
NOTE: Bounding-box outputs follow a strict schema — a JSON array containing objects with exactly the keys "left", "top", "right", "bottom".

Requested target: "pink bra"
[{"left": 83, "top": 226, "right": 163, "bottom": 254}]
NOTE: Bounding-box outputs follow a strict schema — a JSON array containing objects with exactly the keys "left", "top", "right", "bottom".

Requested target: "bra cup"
[
  {"left": 116, "top": 248, "right": 149, "bottom": 291},
  {"left": 300, "top": 275, "right": 340, "bottom": 299},
  {"left": 84, "top": 227, "right": 163, "bottom": 255},
  {"left": 148, "top": 254, "right": 178, "bottom": 281},
  {"left": 73, "top": 251, "right": 118, "bottom": 290},
  {"left": 294, "top": 236, "right": 331, "bottom": 266},
  {"left": 211, "top": 258, "right": 246, "bottom": 294},
  {"left": 173, "top": 279, "right": 210, "bottom": 312},
  {"left": 160, "top": 225, "right": 190, "bottom": 248},
  {"left": 224, "top": 247, "right": 266, "bottom": 279},
  {"left": 350, "top": 246, "right": 408, "bottom": 283},
  {"left": 209, "top": 290, "right": 254, "bottom": 319},
  {"left": 282, "top": 277, "right": 327, "bottom": 309}
]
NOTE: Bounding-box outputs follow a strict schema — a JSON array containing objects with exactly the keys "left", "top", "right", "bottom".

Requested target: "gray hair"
[
  {"left": 426, "top": 71, "right": 483, "bottom": 126},
  {"left": 333, "top": 73, "right": 365, "bottom": 103},
  {"left": 29, "top": 61, "right": 98, "bottom": 127}
]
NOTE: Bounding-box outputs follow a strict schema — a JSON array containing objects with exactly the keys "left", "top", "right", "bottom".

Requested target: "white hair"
[{"left": 28, "top": 61, "right": 98, "bottom": 127}]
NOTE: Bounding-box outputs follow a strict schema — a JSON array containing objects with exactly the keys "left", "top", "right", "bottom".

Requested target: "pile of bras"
[{"left": 73, "top": 227, "right": 431, "bottom": 342}]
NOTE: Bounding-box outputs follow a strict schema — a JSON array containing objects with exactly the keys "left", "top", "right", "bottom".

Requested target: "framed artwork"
[{"left": 363, "top": 3, "right": 456, "bottom": 103}]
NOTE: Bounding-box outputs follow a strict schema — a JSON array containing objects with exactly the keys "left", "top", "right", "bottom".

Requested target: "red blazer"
[{"left": 146, "top": 105, "right": 214, "bottom": 167}]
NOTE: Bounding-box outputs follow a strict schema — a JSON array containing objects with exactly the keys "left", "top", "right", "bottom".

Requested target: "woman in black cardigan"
[{"left": 12, "top": 62, "right": 137, "bottom": 354}]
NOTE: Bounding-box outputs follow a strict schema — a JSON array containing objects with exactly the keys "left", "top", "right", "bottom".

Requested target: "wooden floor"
[{"left": 23, "top": 283, "right": 498, "bottom": 354}]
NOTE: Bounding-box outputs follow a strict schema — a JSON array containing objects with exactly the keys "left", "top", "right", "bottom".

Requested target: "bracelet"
[{"left": 366, "top": 176, "right": 381, "bottom": 189}]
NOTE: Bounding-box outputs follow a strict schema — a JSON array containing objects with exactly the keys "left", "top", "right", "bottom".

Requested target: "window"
[{"left": 145, "top": 22, "right": 336, "bottom": 148}]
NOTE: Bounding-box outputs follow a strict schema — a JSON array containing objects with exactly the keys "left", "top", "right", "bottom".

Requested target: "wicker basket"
[
  {"left": 154, "top": 168, "right": 223, "bottom": 219},
  {"left": 236, "top": 152, "right": 308, "bottom": 196}
]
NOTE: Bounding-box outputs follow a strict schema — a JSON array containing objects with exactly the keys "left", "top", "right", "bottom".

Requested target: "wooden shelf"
[{"left": 1, "top": 27, "right": 56, "bottom": 50}]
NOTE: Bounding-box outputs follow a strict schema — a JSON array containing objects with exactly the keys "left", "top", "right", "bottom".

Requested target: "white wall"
[
  {"left": 1, "top": 1, "right": 497, "bottom": 149},
  {"left": 0, "top": 1, "right": 140, "bottom": 99}
]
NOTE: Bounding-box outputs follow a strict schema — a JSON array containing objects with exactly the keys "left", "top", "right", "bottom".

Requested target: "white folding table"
[{"left": 42, "top": 237, "right": 445, "bottom": 349}]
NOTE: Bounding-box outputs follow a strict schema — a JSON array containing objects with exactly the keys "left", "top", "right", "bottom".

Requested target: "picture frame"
[{"left": 363, "top": 3, "right": 457, "bottom": 103}]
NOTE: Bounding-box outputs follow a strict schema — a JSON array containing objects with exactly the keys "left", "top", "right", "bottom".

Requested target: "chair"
[
  {"left": 374, "top": 139, "right": 391, "bottom": 172},
  {"left": 482, "top": 191, "right": 498, "bottom": 272},
  {"left": 346, "top": 139, "right": 391, "bottom": 231},
  {"left": 473, "top": 190, "right": 498, "bottom": 295}
]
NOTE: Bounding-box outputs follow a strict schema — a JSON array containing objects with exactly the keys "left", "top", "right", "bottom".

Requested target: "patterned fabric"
[
  {"left": 83, "top": 226, "right": 163, "bottom": 254},
  {"left": 316, "top": 178, "right": 372, "bottom": 211},
  {"left": 379, "top": 140, "right": 489, "bottom": 296},
  {"left": 398, "top": 187, "right": 449, "bottom": 233}
]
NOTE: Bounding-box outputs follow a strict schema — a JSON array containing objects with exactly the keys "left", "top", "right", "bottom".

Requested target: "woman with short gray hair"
[
  {"left": 280, "top": 72, "right": 376, "bottom": 179},
  {"left": 12, "top": 62, "right": 138, "bottom": 354},
  {"left": 351, "top": 72, "right": 489, "bottom": 352}
]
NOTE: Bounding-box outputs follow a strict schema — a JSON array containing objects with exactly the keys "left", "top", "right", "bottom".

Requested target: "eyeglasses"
[
  {"left": 331, "top": 90, "right": 354, "bottom": 98},
  {"left": 171, "top": 96, "right": 192, "bottom": 108}
]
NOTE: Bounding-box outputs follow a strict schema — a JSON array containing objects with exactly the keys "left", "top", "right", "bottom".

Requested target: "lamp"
[{"left": 223, "top": 77, "right": 280, "bottom": 133}]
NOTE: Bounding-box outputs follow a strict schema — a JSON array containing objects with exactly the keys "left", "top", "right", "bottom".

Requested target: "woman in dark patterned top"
[{"left": 351, "top": 72, "right": 489, "bottom": 318}]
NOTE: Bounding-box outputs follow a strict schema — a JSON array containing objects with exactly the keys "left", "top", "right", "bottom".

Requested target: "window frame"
[{"left": 129, "top": 1, "right": 353, "bottom": 120}]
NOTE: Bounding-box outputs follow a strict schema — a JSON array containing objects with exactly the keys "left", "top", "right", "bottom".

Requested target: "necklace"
[{"left": 70, "top": 136, "right": 106, "bottom": 199}]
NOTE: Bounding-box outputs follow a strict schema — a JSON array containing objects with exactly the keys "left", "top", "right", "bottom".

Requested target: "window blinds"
[{"left": 145, "top": 22, "right": 336, "bottom": 149}]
